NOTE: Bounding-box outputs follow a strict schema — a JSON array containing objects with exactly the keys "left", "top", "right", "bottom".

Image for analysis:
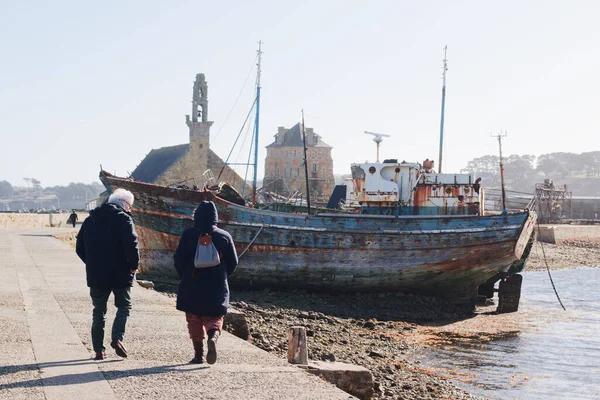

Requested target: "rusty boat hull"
[{"left": 100, "top": 172, "right": 537, "bottom": 303}]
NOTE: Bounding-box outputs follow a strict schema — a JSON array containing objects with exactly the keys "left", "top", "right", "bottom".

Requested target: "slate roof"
[
  {"left": 266, "top": 123, "right": 332, "bottom": 148},
  {"left": 131, "top": 144, "right": 188, "bottom": 183}
]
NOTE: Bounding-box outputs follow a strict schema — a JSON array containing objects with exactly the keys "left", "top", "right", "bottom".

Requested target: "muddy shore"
[{"left": 147, "top": 241, "right": 599, "bottom": 399}]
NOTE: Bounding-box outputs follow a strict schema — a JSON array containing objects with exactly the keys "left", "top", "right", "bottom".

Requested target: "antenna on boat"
[
  {"left": 252, "top": 40, "right": 263, "bottom": 206},
  {"left": 492, "top": 130, "right": 508, "bottom": 211},
  {"left": 301, "top": 109, "right": 312, "bottom": 214},
  {"left": 438, "top": 45, "right": 448, "bottom": 173},
  {"left": 364, "top": 131, "right": 390, "bottom": 162}
]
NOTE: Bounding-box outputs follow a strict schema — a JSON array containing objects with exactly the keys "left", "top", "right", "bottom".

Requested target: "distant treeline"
[
  {"left": 462, "top": 151, "right": 600, "bottom": 195},
  {"left": 0, "top": 180, "right": 105, "bottom": 210}
]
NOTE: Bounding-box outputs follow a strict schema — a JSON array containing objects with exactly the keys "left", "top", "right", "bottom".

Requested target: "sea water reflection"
[{"left": 421, "top": 268, "right": 600, "bottom": 400}]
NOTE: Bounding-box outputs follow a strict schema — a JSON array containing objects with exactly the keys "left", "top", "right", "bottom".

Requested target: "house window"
[
  {"left": 312, "top": 164, "right": 317, "bottom": 173},
  {"left": 314, "top": 135, "right": 319, "bottom": 145},
  {"left": 276, "top": 167, "right": 280, "bottom": 177}
]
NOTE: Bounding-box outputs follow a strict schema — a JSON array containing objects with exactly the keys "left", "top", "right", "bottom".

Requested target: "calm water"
[{"left": 422, "top": 268, "right": 600, "bottom": 400}]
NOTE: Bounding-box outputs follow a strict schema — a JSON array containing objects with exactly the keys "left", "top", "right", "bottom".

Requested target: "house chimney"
[
  {"left": 277, "top": 126, "right": 286, "bottom": 144},
  {"left": 306, "top": 128, "right": 314, "bottom": 146}
]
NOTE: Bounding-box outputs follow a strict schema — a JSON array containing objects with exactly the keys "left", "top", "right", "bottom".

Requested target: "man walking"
[
  {"left": 69, "top": 210, "right": 78, "bottom": 227},
  {"left": 76, "top": 188, "right": 139, "bottom": 360}
]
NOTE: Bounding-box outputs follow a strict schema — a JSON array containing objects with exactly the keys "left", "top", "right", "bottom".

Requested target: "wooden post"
[
  {"left": 497, "top": 274, "right": 523, "bottom": 313},
  {"left": 287, "top": 326, "right": 308, "bottom": 365}
]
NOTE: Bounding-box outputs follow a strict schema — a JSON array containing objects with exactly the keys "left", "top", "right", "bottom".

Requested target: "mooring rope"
[
  {"left": 536, "top": 221, "right": 566, "bottom": 310},
  {"left": 239, "top": 224, "right": 264, "bottom": 258}
]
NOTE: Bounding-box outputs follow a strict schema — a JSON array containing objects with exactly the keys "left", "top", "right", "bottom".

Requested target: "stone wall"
[
  {"left": 155, "top": 148, "right": 252, "bottom": 196},
  {"left": 208, "top": 151, "right": 253, "bottom": 195},
  {"left": 154, "top": 148, "right": 207, "bottom": 188},
  {"left": 264, "top": 146, "right": 335, "bottom": 197},
  {"left": 537, "top": 224, "right": 600, "bottom": 244}
]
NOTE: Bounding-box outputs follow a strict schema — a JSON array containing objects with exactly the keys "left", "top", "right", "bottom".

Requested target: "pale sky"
[{"left": 1, "top": 0, "right": 599, "bottom": 187}]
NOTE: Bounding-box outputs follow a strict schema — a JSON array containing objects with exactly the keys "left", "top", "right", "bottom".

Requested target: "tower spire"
[{"left": 185, "top": 73, "right": 213, "bottom": 176}]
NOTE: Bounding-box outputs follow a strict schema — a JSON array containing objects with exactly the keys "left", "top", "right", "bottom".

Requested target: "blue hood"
[{"left": 193, "top": 201, "right": 218, "bottom": 233}]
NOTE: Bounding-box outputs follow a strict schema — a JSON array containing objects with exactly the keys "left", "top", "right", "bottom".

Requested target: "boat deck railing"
[{"left": 484, "top": 188, "right": 536, "bottom": 213}]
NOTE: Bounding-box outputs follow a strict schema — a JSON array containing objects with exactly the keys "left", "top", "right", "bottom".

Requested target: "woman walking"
[{"left": 174, "top": 200, "right": 238, "bottom": 364}]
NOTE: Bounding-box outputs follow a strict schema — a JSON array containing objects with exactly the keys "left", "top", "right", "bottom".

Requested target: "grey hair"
[{"left": 108, "top": 188, "right": 134, "bottom": 209}]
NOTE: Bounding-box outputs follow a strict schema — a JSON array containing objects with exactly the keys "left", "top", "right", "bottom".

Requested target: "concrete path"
[{"left": 0, "top": 228, "right": 354, "bottom": 400}]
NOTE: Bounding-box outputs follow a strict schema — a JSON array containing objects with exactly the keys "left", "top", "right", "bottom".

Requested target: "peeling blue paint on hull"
[{"left": 100, "top": 172, "right": 537, "bottom": 303}]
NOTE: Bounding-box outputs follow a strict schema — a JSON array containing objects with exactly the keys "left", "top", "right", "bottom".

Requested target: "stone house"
[
  {"left": 263, "top": 123, "right": 335, "bottom": 199},
  {"left": 131, "top": 74, "right": 250, "bottom": 194}
]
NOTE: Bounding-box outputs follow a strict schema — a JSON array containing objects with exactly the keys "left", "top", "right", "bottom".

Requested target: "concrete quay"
[
  {"left": 537, "top": 223, "right": 600, "bottom": 244},
  {"left": 0, "top": 228, "right": 354, "bottom": 400}
]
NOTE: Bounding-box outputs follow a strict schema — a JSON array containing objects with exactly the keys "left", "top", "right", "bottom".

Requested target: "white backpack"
[{"left": 193, "top": 229, "right": 221, "bottom": 268}]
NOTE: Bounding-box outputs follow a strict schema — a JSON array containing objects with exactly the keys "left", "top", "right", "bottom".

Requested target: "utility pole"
[
  {"left": 492, "top": 130, "right": 508, "bottom": 211},
  {"left": 438, "top": 46, "right": 448, "bottom": 174}
]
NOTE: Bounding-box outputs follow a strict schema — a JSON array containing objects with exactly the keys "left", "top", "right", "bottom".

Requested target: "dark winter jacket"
[
  {"left": 174, "top": 201, "right": 238, "bottom": 317},
  {"left": 76, "top": 202, "right": 140, "bottom": 289}
]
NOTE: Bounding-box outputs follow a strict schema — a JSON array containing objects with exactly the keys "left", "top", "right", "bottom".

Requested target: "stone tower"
[{"left": 185, "top": 74, "right": 213, "bottom": 173}]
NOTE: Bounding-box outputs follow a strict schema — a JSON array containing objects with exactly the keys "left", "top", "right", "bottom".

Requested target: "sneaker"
[
  {"left": 206, "top": 330, "right": 219, "bottom": 365},
  {"left": 111, "top": 339, "right": 128, "bottom": 358},
  {"left": 93, "top": 352, "right": 106, "bottom": 360}
]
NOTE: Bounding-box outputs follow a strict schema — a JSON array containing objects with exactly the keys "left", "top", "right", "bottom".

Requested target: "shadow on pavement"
[{"left": 0, "top": 362, "right": 208, "bottom": 389}]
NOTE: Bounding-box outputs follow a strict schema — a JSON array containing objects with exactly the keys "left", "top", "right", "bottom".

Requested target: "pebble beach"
[{"left": 151, "top": 239, "right": 600, "bottom": 399}]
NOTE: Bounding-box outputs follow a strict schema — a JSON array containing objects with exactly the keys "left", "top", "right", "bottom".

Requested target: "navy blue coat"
[
  {"left": 76, "top": 203, "right": 140, "bottom": 289},
  {"left": 174, "top": 201, "right": 238, "bottom": 317}
]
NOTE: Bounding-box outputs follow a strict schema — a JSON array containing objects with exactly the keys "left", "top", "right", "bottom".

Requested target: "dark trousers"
[{"left": 90, "top": 287, "right": 132, "bottom": 353}]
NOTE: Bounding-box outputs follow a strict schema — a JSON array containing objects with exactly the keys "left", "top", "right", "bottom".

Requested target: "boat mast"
[
  {"left": 438, "top": 46, "right": 448, "bottom": 174},
  {"left": 493, "top": 130, "right": 508, "bottom": 211},
  {"left": 301, "top": 109, "right": 311, "bottom": 214},
  {"left": 252, "top": 41, "right": 263, "bottom": 205}
]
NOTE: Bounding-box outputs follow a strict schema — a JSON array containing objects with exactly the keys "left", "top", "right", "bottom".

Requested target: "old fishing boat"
[
  {"left": 99, "top": 45, "right": 537, "bottom": 307},
  {"left": 99, "top": 159, "right": 536, "bottom": 306}
]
